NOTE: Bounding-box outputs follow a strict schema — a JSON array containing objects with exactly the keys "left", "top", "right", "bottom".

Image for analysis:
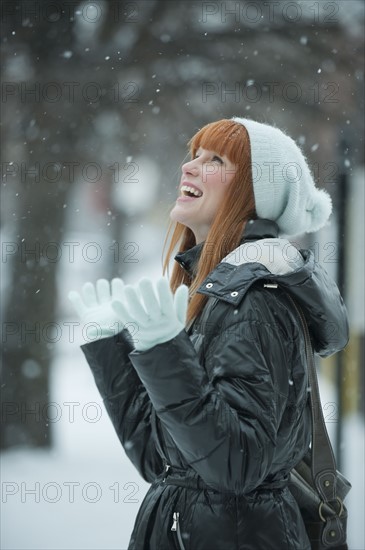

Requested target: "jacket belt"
[
  {"left": 155, "top": 463, "right": 288, "bottom": 493},
  {"left": 155, "top": 463, "right": 209, "bottom": 490}
]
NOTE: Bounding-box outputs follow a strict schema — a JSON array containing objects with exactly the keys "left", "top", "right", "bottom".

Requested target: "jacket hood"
[{"left": 174, "top": 219, "right": 349, "bottom": 357}]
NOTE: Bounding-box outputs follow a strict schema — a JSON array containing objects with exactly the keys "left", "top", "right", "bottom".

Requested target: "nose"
[{"left": 182, "top": 158, "right": 199, "bottom": 177}]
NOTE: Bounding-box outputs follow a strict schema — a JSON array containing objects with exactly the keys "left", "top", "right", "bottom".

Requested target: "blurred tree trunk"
[
  {"left": 1, "top": 180, "right": 69, "bottom": 448},
  {"left": 0, "top": 3, "right": 76, "bottom": 447}
]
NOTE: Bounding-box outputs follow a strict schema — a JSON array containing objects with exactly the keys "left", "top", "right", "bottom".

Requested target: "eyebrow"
[{"left": 196, "top": 147, "right": 222, "bottom": 156}]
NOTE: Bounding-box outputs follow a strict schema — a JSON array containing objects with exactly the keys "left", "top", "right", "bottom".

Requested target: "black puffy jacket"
[{"left": 81, "top": 219, "right": 349, "bottom": 550}]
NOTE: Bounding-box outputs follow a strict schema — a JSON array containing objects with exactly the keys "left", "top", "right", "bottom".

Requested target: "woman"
[{"left": 69, "top": 118, "right": 349, "bottom": 549}]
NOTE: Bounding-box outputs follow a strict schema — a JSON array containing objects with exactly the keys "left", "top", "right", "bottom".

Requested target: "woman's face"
[{"left": 170, "top": 146, "right": 237, "bottom": 243}]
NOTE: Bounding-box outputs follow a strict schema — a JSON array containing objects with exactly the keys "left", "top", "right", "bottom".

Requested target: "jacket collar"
[
  {"left": 239, "top": 218, "right": 279, "bottom": 241},
  {"left": 174, "top": 242, "right": 204, "bottom": 279},
  {"left": 174, "top": 219, "right": 279, "bottom": 278}
]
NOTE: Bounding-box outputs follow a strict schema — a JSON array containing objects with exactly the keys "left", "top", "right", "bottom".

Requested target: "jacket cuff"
[
  {"left": 128, "top": 330, "right": 208, "bottom": 410},
  {"left": 81, "top": 330, "right": 138, "bottom": 399},
  {"left": 81, "top": 329, "right": 134, "bottom": 357}
]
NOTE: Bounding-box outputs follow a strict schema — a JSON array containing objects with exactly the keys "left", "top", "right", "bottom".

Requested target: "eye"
[
  {"left": 212, "top": 155, "right": 223, "bottom": 164},
  {"left": 192, "top": 151, "right": 223, "bottom": 163}
]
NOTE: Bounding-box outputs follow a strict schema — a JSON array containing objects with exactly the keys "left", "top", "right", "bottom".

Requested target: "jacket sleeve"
[
  {"left": 128, "top": 292, "right": 297, "bottom": 494},
  {"left": 81, "top": 331, "right": 163, "bottom": 483}
]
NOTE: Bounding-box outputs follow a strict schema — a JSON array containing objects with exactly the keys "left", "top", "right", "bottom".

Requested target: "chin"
[
  {"left": 169, "top": 210, "right": 190, "bottom": 231},
  {"left": 170, "top": 206, "right": 184, "bottom": 223}
]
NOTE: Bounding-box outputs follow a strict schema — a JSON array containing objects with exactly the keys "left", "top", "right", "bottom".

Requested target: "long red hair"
[{"left": 163, "top": 119, "right": 256, "bottom": 324}]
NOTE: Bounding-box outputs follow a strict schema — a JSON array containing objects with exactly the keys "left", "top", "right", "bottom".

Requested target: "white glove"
[
  {"left": 111, "top": 277, "right": 188, "bottom": 351},
  {"left": 68, "top": 278, "right": 129, "bottom": 340}
]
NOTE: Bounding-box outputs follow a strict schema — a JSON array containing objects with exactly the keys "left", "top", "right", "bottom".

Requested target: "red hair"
[{"left": 163, "top": 119, "right": 256, "bottom": 324}]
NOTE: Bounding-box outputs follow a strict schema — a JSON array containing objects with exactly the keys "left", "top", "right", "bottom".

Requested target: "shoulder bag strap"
[{"left": 285, "top": 292, "right": 338, "bottom": 504}]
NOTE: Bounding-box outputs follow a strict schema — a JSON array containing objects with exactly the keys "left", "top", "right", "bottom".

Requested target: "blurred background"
[{"left": 1, "top": 0, "right": 364, "bottom": 548}]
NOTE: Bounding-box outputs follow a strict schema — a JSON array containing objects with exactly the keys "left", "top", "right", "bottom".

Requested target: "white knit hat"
[{"left": 232, "top": 117, "right": 332, "bottom": 236}]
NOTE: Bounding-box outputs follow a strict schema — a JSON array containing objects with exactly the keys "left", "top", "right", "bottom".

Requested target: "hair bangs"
[{"left": 188, "top": 119, "right": 248, "bottom": 165}]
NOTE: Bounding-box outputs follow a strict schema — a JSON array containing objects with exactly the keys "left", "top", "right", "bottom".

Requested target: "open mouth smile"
[{"left": 178, "top": 184, "right": 203, "bottom": 201}]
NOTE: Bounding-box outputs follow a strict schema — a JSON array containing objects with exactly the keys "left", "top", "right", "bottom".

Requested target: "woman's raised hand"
[
  {"left": 68, "top": 278, "right": 127, "bottom": 340},
  {"left": 111, "top": 277, "right": 189, "bottom": 351}
]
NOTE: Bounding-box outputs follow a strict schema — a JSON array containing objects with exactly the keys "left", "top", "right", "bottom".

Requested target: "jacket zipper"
[
  {"left": 171, "top": 512, "right": 186, "bottom": 550},
  {"left": 162, "top": 461, "right": 171, "bottom": 482}
]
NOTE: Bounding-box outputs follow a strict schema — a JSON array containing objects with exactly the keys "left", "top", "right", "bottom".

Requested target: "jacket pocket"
[{"left": 171, "top": 511, "right": 186, "bottom": 550}]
